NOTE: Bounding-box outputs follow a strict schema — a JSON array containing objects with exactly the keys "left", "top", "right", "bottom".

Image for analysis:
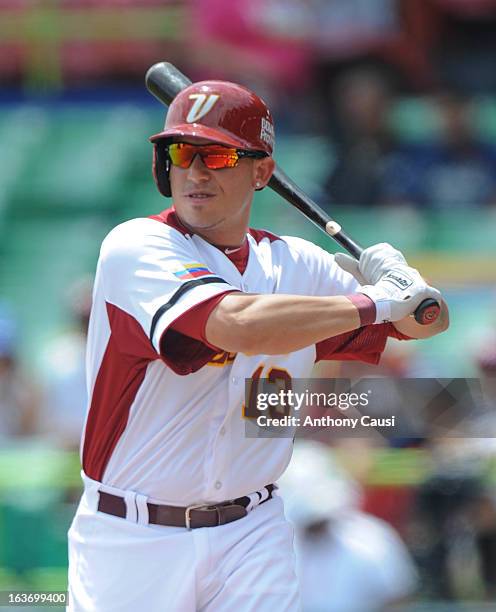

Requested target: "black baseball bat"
[{"left": 145, "top": 62, "right": 440, "bottom": 325}]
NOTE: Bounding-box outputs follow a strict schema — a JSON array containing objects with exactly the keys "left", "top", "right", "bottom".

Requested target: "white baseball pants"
[{"left": 67, "top": 475, "right": 301, "bottom": 611}]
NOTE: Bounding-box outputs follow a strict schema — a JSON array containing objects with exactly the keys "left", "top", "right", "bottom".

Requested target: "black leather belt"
[{"left": 97, "top": 484, "right": 275, "bottom": 529}]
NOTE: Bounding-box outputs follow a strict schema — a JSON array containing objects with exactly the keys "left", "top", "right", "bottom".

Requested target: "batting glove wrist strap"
[
  {"left": 346, "top": 294, "right": 377, "bottom": 326},
  {"left": 357, "top": 285, "right": 392, "bottom": 323}
]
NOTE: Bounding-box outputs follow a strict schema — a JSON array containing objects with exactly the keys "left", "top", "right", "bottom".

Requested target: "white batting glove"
[
  {"left": 357, "top": 266, "right": 442, "bottom": 323},
  {"left": 335, "top": 243, "right": 409, "bottom": 286}
]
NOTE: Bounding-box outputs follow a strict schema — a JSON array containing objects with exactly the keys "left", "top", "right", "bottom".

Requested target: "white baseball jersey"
[{"left": 81, "top": 208, "right": 391, "bottom": 506}]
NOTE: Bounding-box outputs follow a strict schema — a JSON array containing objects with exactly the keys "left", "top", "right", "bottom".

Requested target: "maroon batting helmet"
[{"left": 150, "top": 80, "right": 275, "bottom": 197}]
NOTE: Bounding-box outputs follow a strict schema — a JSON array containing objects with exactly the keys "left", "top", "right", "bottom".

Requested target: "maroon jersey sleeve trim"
[
  {"left": 316, "top": 324, "right": 389, "bottom": 364},
  {"left": 157, "top": 291, "right": 239, "bottom": 376},
  {"left": 315, "top": 323, "right": 414, "bottom": 364},
  {"left": 149, "top": 276, "right": 226, "bottom": 344}
]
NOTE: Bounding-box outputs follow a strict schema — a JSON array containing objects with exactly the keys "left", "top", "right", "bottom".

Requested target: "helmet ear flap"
[{"left": 152, "top": 142, "right": 172, "bottom": 197}]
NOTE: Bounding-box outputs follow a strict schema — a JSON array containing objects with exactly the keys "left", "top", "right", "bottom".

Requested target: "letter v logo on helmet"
[{"left": 186, "top": 94, "right": 220, "bottom": 123}]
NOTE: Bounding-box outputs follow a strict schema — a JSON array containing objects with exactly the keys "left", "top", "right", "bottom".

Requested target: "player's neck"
[
  {"left": 203, "top": 230, "right": 247, "bottom": 250},
  {"left": 173, "top": 210, "right": 249, "bottom": 249},
  {"left": 204, "top": 206, "right": 251, "bottom": 248},
  {"left": 215, "top": 237, "right": 248, "bottom": 253},
  {"left": 181, "top": 222, "right": 248, "bottom": 249}
]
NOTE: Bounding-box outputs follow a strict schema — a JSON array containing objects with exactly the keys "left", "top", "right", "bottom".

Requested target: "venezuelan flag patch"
[{"left": 172, "top": 263, "right": 213, "bottom": 280}]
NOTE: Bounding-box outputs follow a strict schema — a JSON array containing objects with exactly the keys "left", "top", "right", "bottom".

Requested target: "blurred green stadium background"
[
  {"left": 1, "top": 1, "right": 496, "bottom": 609},
  {"left": 1, "top": 100, "right": 495, "bottom": 375}
]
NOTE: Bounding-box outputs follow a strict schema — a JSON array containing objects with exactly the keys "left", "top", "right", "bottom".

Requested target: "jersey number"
[{"left": 243, "top": 365, "right": 292, "bottom": 419}]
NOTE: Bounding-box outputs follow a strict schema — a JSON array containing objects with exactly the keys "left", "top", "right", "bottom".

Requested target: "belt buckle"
[{"left": 185, "top": 503, "right": 212, "bottom": 530}]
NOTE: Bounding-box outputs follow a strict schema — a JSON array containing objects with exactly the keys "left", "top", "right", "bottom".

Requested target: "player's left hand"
[{"left": 335, "top": 242, "right": 409, "bottom": 286}]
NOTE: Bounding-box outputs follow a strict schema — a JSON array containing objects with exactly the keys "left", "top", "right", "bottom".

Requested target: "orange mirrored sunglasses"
[{"left": 168, "top": 143, "right": 267, "bottom": 170}]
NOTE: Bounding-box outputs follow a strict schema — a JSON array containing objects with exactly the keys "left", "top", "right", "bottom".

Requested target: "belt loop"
[
  {"left": 124, "top": 491, "right": 138, "bottom": 523},
  {"left": 135, "top": 494, "right": 149, "bottom": 525},
  {"left": 244, "top": 493, "right": 260, "bottom": 513},
  {"left": 81, "top": 471, "right": 101, "bottom": 511},
  {"left": 258, "top": 486, "right": 270, "bottom": 504}
]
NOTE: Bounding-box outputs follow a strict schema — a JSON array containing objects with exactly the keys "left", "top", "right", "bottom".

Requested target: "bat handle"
[
  {"left": 334, "top": 229, "right": 440, "bottom": 326},
  {"left": 413, "top": 298, "right": 441, "bottom": 325}
]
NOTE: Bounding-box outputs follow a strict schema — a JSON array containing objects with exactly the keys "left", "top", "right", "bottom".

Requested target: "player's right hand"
[
  {"left": 335, "top": 242, "right": 409, "bottom": 286},
  {"left": 357, "top": 266, "right": 442, "bottom": 323}
]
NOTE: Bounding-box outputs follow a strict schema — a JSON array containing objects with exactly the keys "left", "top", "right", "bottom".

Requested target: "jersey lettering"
[{"left": 208, "top": 351, "right": 237, "bottom": 367}]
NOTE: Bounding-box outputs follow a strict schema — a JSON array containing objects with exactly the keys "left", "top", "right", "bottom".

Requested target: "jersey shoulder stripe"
[{"left": 149, "top": 276, "right": 226, "bottom": 343}]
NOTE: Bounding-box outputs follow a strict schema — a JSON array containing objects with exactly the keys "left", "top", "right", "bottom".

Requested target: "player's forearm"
[{"left": 205, "top": 293, "right": 361, "bottom": 355}]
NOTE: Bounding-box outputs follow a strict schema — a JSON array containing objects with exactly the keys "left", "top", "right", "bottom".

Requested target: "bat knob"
[{"left": 414, "top": 298, "right": 441, "bottom": 325}]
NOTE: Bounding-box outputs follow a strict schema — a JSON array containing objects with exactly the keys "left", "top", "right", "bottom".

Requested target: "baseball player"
[{"left": 67, "top": 80, "right": 449, "bottom": 611}]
